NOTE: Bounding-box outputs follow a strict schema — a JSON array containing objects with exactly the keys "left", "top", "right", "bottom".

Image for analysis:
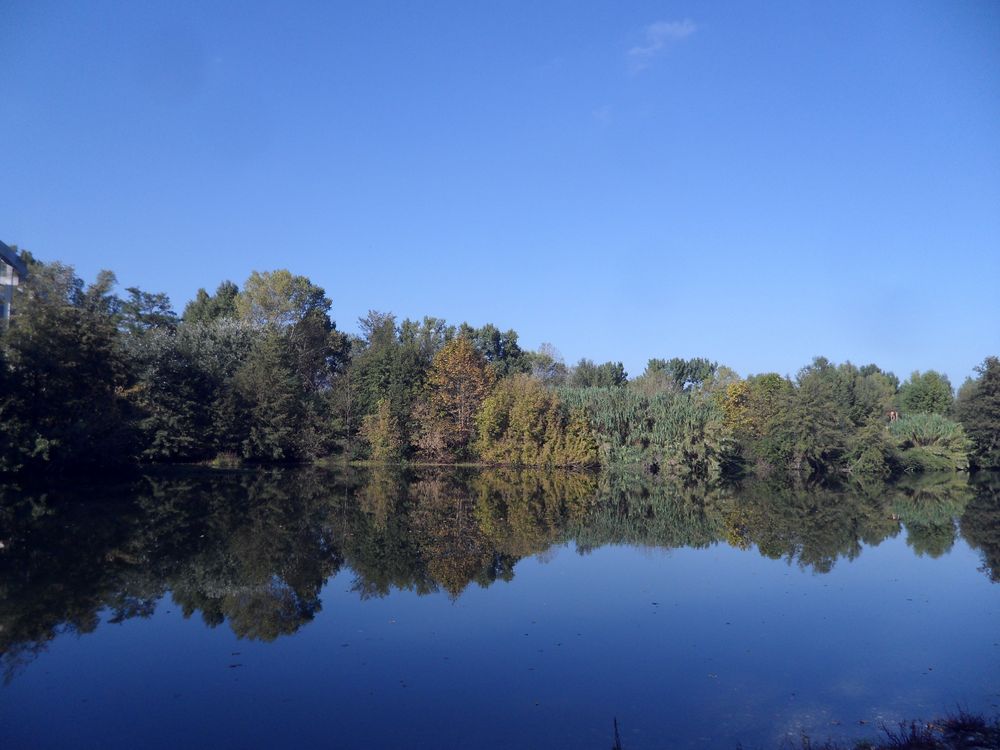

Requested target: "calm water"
[{"left": 1, "top": 468, "right": 998, "bottom": 749}]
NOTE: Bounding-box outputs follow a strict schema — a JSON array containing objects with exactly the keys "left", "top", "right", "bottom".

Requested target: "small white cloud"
[
  {"left": 592, "top": 105, "right": 612, "bottom": 125},
  {"left": 628, "top": 19, "right": 696, "bottom": 72}
]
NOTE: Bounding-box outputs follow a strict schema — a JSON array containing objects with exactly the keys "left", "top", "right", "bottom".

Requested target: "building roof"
[{"left": 0, "top": 240, "right": 28, "bottom": 277}]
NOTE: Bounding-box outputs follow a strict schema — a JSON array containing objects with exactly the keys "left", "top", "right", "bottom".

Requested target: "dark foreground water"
[{"left": 1, "top": 468, "right": 998, "bottom": 749}]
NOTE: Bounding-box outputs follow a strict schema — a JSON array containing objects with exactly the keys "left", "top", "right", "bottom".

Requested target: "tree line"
[{"left": 1, "top": 250, "right": 998, "bottom": 480}]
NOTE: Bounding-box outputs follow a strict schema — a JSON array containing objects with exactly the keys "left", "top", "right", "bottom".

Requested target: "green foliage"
[
  {"left": 731, "top": 358, "right": 907, "bottom": 482},
  {"left": 125, "top": 320, "right": 259, "bottom": 461},
  {"left": 118, "top": 287, "right": 177, "bottom": 336},
  {"left": 117, "top": 269, "right": 345, "bottom": 466},
  {"left": 569, "top": 358, "right": 627, "bottom": 388},
  {"left": 954, "top": 356, "right": 1000, "bottom": 469},
  {"left": 0, "top": 262, "right": 133, "bottom": 473},
  {"left": 0, "top": 252, "right": 983, "bottom": 481},
  {"left": 644, "top": 357, "right": 718, "bottom": 392},
  {"left": 459, "top": 322, "right": 528, "bottom": 378},
  {"left": 898, "top": 369, "right": 953, "bottom": 415},
  {"left": 398, "top": 316, "right": 454, "bottom": 362},
  {"left": 232, "top": 331, "right": 314, "bottom": 461},
  {"left": 476, "top": 374, "right": 598, "bottom": 467},
  {"left": 182, "top": 281, "right": 239, "bottom": 324},
  {"left": 524, "top": 343, "right": 569, "bottom": 386},
  {"left": 343, "top": 311, "right": 429, "bottom": 456},
  {"left": 557, "top": 385, "right": 736, "bottom": 481},
  {"left": 359, "top": 398, "right": 405, "bottom": 463},
  {"left": 236, "top": 269, "right": 330, "bottom": 328},
  {"left": 718, "top": 373, "right": 792, "bottom": 474},
  {"left": 890, "top": 412, "right": 971, "bottom": 473},
  {"left": 846, "top": 422, "right": 898, "bottom": 480},
  {"left": 769, "top": 359, "right": 850, "bottom": 478}
]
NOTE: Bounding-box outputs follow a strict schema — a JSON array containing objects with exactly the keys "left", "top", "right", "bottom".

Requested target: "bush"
[{"left": 890, "top": 413, "right": 970, "bottom": 472}]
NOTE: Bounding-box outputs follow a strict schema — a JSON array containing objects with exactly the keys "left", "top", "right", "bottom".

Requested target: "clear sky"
[{"left": 2, "top": 1, "right": 998, "bottom": 385}]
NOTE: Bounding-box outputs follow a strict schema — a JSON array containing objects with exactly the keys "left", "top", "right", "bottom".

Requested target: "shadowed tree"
[
  {"left": 954, "top": 357, "right": 1000, "bottom": 469},
  {"left": 119, "top": 287, "right": 177, "bottom": 336},
  {"left": 0, "top": 261, "right": 132, "bottom": 473}
]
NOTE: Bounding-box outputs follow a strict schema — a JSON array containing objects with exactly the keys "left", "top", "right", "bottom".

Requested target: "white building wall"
[{"left": 0, "top": 260, "right": 18, "bottom": 321}]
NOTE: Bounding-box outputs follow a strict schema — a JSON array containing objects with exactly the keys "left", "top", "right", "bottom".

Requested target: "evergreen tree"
[
  {"left": 182, "top": 281, "right": 239, "bottom": 324},
  {"left": 954, "top": 357, "right": 1000, "bottom": 469},
  {"left": 898, "top": 370, "right": 953, "bottom": 415},
  {"left": 0, "top": 262, "right": 132, "bottom": 473}
]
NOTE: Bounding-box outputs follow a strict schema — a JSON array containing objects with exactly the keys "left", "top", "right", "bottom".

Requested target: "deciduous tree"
[{"left": 418, "top": 338, "right": 495, "bottom": 461}]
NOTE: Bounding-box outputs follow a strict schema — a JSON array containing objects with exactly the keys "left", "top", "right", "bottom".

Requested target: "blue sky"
[{"left": 2, "top": 1, "right": 998, "bottom": 384}]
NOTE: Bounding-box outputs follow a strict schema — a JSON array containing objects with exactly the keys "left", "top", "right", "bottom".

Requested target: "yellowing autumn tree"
[
  {"left": 476, "top": 374, "right": 598, "bottom": 467},
  {"left": 415, "top": 338, "right": 494, "bottom": 462},
  {"left": 359, "top": 398, "right": 404, "bottom": 462}
]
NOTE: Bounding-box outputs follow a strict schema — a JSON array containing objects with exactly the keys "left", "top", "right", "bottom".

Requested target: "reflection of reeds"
[
  {"left": 604, "top": 711, "right": 1000, "bottom": 749},
  {"left": 611, "top": 718, "right": 624, "bottom": 750},
  {"left": 787, "top": 710, "right": 999, "bottom": 750}
]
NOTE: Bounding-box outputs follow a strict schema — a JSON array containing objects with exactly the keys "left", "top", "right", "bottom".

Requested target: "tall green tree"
[
  {"left": 569, "top": 358, "right": 627, "bottom": 388},
  {"left": 236, "top": 270, "right": 330, "bottom": 328},
  {"left": 233, "top": 331, "right": 310, "bottom": 461},
  {"left": 182, "top": 281, "right": 239, "bottom": 324},
  {"left": 898, "top": 370, "right": 953, "bottom": 415},
  {"left": 644, "top": 357, "right": 718, "bottom": 392},
  {"left": 0, "top": 262, "right": 132, "bottom": 473},
  {"left": 344, "top": 311, "right": 427, "bottom": 456},
  {"left": 125, "top": 320, "right": 258, "bottom": 461},
  {"left": 954, "top": 357, "right": 1000, "bottom": 469},
  {"left": 777, "top": 358, "right": 850, "bottom": 479},
  {"left": 459, "top": 322, "right": 528, "bottom": 378},
  {"left": 118, "top": 287, "right": 177, "bottom": 337}
]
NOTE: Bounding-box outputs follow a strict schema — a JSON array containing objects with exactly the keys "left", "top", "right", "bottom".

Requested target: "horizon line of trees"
[{"left": 1, "top": 249, "right": 998, "bottom": 481}]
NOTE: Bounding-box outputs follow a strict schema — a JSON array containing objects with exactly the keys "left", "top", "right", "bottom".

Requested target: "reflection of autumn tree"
[
  {"left": 473, "top": 470, "right": 596, "bottom": 557},
  {"left": 357, "top": 466, "right": 407, "bottom": 531},
  {"left": 332, "top": 468, "right": 596, "bottom": 598},
  {"left": 723, "top": 502, "right": 762, "bottom": 551},
  {"left": 410, "top": 475, "right": 503, "bottom": 597},
  {"left": 2, "top": 465, "right": 995, "bottom": 686}
]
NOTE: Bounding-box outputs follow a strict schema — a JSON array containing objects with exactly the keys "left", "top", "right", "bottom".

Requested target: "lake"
[{"left": 1, "top": 468, "right": 998, "bottom": 749}]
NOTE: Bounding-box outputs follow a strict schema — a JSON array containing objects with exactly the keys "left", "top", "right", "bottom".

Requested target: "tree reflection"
[
  {"left": 1, "top": 466, "right": 996, "bottom": 682},
  {"left": 960, "top": 475, "right": 1000, "bottom": 582}
]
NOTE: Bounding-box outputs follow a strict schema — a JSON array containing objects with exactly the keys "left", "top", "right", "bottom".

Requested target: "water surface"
[{"left": 1, "top": 468, "right": 998, "bottom": 748}]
